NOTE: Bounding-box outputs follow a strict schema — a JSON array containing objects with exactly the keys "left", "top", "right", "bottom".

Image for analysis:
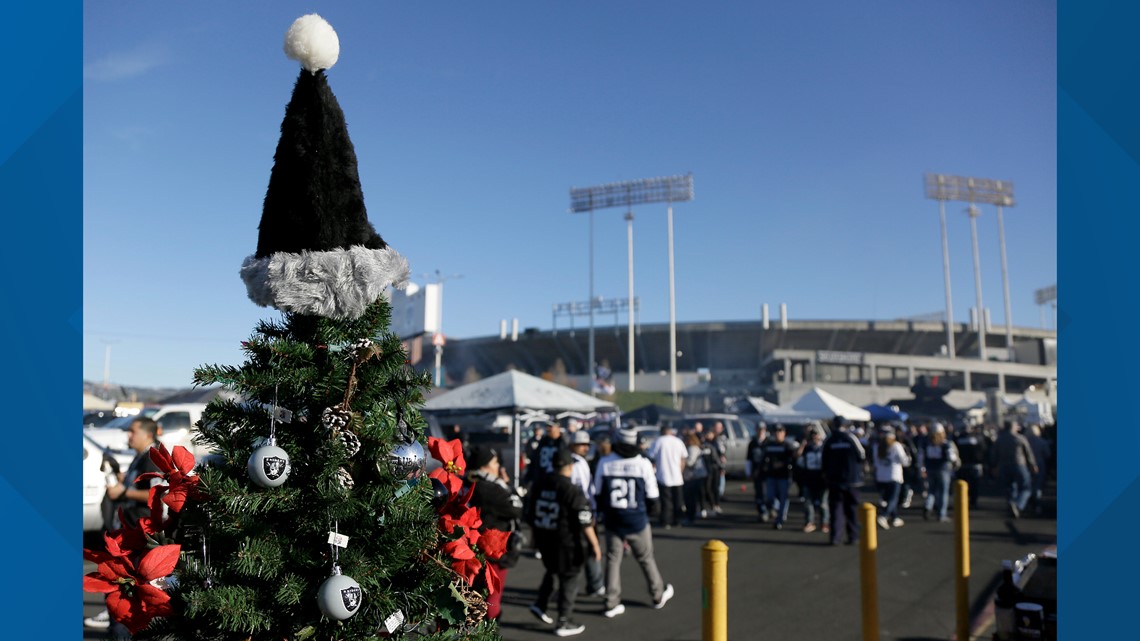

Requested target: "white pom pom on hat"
[{"left": 284, "top": 14, "right": 340, "bottom": 73}]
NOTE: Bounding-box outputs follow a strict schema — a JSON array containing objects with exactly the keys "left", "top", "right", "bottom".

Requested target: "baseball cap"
[
  {"left": 572, "top": 430, "right": 591, "bottom": 445},
  {"left": 618, "top": 428, "right": 638, "bottom": 445}
]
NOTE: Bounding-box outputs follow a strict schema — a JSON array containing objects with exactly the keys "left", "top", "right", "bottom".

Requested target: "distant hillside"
[{"left": 83, "top": 380, "right": 202, "bottom": 405}]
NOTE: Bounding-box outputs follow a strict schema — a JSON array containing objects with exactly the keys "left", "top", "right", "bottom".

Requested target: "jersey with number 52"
[{"left": 594, "top": 453, "right": 659, "bottom": 536}]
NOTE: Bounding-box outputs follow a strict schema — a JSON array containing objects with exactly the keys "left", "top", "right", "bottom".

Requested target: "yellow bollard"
[
  {"left": 859, "top": 502, "right": 879, "bottom": 641},
  {"left": 702, "top": 539, "right": 729, "bottom": 641},
  {"left": 954, "top": 480, "right": 971, "bottom": 641}
]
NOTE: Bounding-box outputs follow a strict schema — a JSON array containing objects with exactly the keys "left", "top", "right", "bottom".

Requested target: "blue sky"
[{"left": 83, "top": 2, "right": 1056, "bottom": 389}]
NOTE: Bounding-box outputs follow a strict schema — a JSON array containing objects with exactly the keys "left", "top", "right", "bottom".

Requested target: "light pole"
[
  {"left": 625, "top": 209, "right": 636, "bottom": 391},
  {"left": 966, "top": 204, "right": 987, "bottom": 360},
  {"left": 418, "top": 270, "right": 463, "bottom": 388},
  {"left": 924, "top": 174, "right": 1016, "bottom": 361},
  {"left": 1035, "top": 285, "right": 1057, "bottom": 330},
  {"left": 569, "top": 174, "right": 694, "bottom": 398},
  {"left": 995, "top": 192, "right": 1016, "bottom": 357}
]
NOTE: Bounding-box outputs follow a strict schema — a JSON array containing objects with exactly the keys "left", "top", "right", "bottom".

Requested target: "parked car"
[
  {"left": 673, "top": 413, "right": 760, "bottom": 478},
  {"left": 85, "top": 403, "right": 211, "bottom": 461}
]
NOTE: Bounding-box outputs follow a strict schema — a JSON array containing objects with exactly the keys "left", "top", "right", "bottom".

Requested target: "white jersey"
[{"left": 649, "top": 434, "right": 687, "bottom": 487}]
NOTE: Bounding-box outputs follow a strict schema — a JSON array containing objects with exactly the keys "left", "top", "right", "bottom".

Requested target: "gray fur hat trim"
[{"left": 240, "top": 245, "right": 410, "bottom": 320}]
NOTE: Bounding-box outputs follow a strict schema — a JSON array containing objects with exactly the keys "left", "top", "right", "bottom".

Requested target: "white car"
[{"left": 84, "top": 403, "right": 210, "bottom": 460}]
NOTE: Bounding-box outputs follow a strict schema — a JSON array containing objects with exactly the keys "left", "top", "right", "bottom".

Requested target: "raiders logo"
[
  {"left": 262, "top": 456, "right": 289, "bottom": 480},
  {"left": 341, "top": 586, "right": 362, "bottom": 612}
]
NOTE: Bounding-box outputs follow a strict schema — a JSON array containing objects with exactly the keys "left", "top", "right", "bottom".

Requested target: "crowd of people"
[{"left": 454, "top": 412, "right": 1055, "bottom": 635}]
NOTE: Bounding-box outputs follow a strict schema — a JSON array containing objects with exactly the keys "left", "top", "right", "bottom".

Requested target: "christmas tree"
[{"left": 83, "top": 15, "right": 504, "bottom": 640}]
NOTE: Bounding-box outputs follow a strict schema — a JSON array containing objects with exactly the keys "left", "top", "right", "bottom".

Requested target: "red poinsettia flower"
[
  {"left": 428, "top": 437, "right": 467, "bottom": 498},
  {"left": 440, "top": 503, "right": 482, "bottom": 536},
  {"left": 480, "top": 560, "right": 504, "bottom": 595},
  {"left": 477, "top": 528, "right": 510, "bottom": 562},
  {"left": 138, "top": 443, "right": 203, "bottom": 512},
  {"left": 451, "top": 552, "right": 483, "bottom": 586},
  {"left": 83, "top": 543, "right": 180, "bottom": 634}
]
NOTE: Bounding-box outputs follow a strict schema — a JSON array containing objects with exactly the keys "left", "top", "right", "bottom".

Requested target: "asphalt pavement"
[{"left": 82, "top": 477, "right": 1055, "bottom": 640}]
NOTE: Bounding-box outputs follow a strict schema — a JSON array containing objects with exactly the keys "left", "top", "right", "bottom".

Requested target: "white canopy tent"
[
  {"left": 790, "top": 387, "right": 872, "bottom": 422},
  {"left": 422, "top": 370, "right": 617, "bottom": 488},
  {"left": 741, "top": 396, "right": 818, "bottom": 425}
]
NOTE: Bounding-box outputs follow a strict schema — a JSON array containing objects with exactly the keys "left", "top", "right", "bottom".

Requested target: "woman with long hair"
[
  {"left": 873, "top": 427, "right": 911, "bottom": 529},
  {"left": 683, "top": 432, "right": 708, "bottom": 524}
]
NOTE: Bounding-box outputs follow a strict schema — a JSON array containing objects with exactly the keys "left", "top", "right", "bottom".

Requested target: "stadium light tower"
[
  {"left": 569, "top": 174, "right": 694, "bottom": 402},
  {"left": 924, "top": 173, "right": 1016, "bottom": 361}
]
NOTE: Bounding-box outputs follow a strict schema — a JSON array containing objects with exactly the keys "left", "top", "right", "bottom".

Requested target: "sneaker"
[
  {"left": 773, "top": 522, "right": 783, "bottom": 530},
  {"left": 654, "top": 583, "right": 675, "bottom": 609},
  {"left": 604, "top": 603, "right": 626, "bottom": 618},
  {"left": 700, "top": 509, "right": 708, "bottom": 519},
  {"left": 590, "top": 586, "right": 605, "bottom": 597},
  {"left": 803, "top": 523, "right": 817, "bottom": 533},
  {"left": 84, "top": 609, "right": 111, "bottom": 630},
  {"left": 876, "top": 515, "right": 890, "bottom": 530},
  {"left": 554, "top": 619, "right": 586, "bottom": 637},
  {"left": 713, "top": 505, "right": 723, "bottom": 514},
  {"left": 939, "top": 516, "right": 952, "bottom": 523},
  {"left": 529, "top": 604, "right": 554, "bottom": 625},
  {"left": 534, "top": 550, "right": 543, "bottom": 560},
  {"left": 922, "top": 507, "right": 932, "bottom": 521},
  {"left": 822, "top": 524, "right": 830, "bottom": 534},
  {"left": 890, "top": 517, "right": 905, "bottom": 528}
]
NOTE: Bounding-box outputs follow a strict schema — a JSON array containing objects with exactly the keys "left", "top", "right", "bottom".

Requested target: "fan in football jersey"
[
  {"left": 525, "top": 449, "right": 601, "bottom": 637},
  {"left": 593, "top": 428, "right": 674, "bottom": 619}
]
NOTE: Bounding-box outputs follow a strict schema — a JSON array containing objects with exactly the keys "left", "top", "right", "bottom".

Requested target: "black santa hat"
[{"left": 240, "top": 14, "right": 409, "bottom": 319}]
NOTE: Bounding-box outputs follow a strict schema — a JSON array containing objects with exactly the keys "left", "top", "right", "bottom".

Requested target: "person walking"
[
  {"left": 708, "top": 422, "right": 729, "bottom": 510},
  {"left": 700, "top": 429, "right": 726, "bottom": 514},
  {"left": 526, "top": 449, "right": 602, "bottom": 637},
  {"left": 919, "top": 423, "right": 959, "bottom": 523},
  {"left": 954, "top": 423, "right": 988, "bottom": 509},
  {"left": 1025, "top": 424, "right": 1052, "bottom": 516},
  {"left": 795, "top": 423, "right": 829, "bottom": 534},
  {"left": 593, "top": 428, "right": 675, "bottom": 618},
  {"left": 762, "top": 425, "right": 798, "bottom": 530},
  {"left": 568, "top": 430, "right": 605, "bottom": 597},
  {"left": 462, "top": 445, "right": 525, "bottom": 622},
  {"left": 745, "top": 423, "right": 771, "bottom": 523},
  {"left": 994, "top": 421, "right": 1038, "bottom": 519},
  {"left": 682, "top": 431, "right": 709, "bottom": 524},
  {"left": 822, "top": 416, "right": 866, "bottom": 546},
  {"left": 872, "top": 426, "right": 911, "bottom": 529},
  {"left": 645, "top": 425, "right": 686, "bottom": 529}
]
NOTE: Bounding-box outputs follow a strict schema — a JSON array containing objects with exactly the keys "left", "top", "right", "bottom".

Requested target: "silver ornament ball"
[
  {"left": 384, "top": 441, "right": 426, "bottom": 481},
  {"left": 248, "top": 443, "right": 291, "bottom": 488},
  {"left": 317, "top": 571, "right": 363, "bottom": 620}
]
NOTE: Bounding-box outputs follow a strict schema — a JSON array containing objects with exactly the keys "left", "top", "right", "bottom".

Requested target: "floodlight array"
[{"left": 569, "top": 174, "right": 694, "bottom": 213}]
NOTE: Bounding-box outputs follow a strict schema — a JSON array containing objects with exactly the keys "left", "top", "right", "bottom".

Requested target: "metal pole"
[
  {"left": 626, "top": 210, "right": 636, "bottom": 392},
  {"left": 996, "top": 204, "right": 1014, "bottom": 358},
  {"left": 588, "top": 206, "right": 596, "bottom": 391},
  {"left": 512, "top": 415, "right": 521, "bottom": 492},
  {"left": 701, "top": 539, "right": 729, "bottom": 641},
  {"left": 967, "top": 205, "right": 987, "bottom": 360},
  {"left": 954, "top": 480, "right": 971, "bottom": 641},
  {"left": 667, "top": 202, "right": 678, "bottom": 409},
  {"left": 938, "top": 201, "right": 956, "bottom": 359},
  {"left": 859, "top": 502, "right": 879, "bottom": 641}
]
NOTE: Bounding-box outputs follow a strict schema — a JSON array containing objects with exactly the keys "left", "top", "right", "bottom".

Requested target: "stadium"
[{"left": 395, "top": 284, "right": 1056, "bottom": 423}]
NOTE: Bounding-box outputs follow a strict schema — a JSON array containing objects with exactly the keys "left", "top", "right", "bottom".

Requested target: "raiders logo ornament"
[
  {"left": 317, "top": 566, "right": 363, "bottom": 620},
  {"left": 248, "top": 437, "right": 291, "bottom": 488}
]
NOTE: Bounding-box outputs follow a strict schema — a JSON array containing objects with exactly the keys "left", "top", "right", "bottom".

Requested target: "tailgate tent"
[
  {"left": 863, "top": 403, "right": 910, "bottom": 423},
  {"left": 790, "top": 387, "right": 872, "bottom": 422},
  {"left": 739, "top": 396, "right": 818, "bottom": 425},
  {"left": 422, "top": 370, "right": 617, "bottom": 487}
]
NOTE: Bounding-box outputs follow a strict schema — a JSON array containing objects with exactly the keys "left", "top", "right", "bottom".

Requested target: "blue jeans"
[
  {"left": 925, "top": 468, "right": 952, "bottom": 519},
  {"left": 802, "top": 483, "right": 829, "bottom": 526},
  {"left": 878, "top": 481, "right": 902, "bottom": 520},
  {"left": 766, "top": 477, "right": 791, "bottom": 525},
  {"left": 1001, "top": 464, "right": 1033, "bottom": 511}
]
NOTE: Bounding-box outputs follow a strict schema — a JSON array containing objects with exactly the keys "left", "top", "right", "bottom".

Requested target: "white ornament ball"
[
  {"left": 284, "top": 14, "right": 340, "bottom": 73},
  {"left": 248, "top": 443, "right": 291, "bottom": 488},
  {"left": 317, "top": 572, "right": 363, "bottom": 620}
]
